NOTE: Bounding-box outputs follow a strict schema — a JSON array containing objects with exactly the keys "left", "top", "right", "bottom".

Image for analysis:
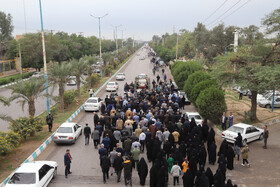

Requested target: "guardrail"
[{"left": 0, "top": 52, "right": 137, "bottom": 186}]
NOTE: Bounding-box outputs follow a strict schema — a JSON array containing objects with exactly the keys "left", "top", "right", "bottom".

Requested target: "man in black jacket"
[
  {"left": 123, "top": 156, "right": 132, "bottom": 187},
  {"left": 113, "top": 152, "right": 123, "bottom": 182},
  {"left": 84, "top": 123, "right": 91, "bottom": 145},
  {"left": 101, "top": 155, "right": 111, "bottom": 184},
  {"left": 64, "top": 149, "right": 72, "bottom": 178},
  {"left": 46, "top": 112, "right": 53, "bottom": 132}
]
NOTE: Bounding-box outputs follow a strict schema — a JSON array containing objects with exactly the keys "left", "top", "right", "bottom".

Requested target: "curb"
[
  {"left": 0, "top": 78, "right": 30, "bottom": 89},
  {"left": 0, "top": 52, "right": 137, "bottom": 186}
]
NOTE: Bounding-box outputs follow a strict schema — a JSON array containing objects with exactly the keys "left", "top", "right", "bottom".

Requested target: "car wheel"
[
  {"left": 259, "top": 133, "right": 264, "bottom": 140},
  {"left": 243, "top": 139, "right": 247, "bottom": 145},
  {"left": 265, "top": 104, "right": 271, "bottom": 109},
  {"left": 52, "top": 168, "right": 57, "bottom": 179}
]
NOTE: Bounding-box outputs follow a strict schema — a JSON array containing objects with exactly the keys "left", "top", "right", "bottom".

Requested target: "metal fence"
[{"left": 0, "top": 60, "right": 16, "bottom": 75}]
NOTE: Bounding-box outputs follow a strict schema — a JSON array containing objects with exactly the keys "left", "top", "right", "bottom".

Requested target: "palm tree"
[
  {"left": 48, "top": 62, "right": 71, "bottom": 112},
  {"left": 9, "top": 77, "right": 46, "bottom": 116},
  {"left": 80, "top": 56, "right": 97, "bottom": 89},
  {"left": 0, "top": 95, "right": 12, "bottom": 121},
  {"left": 70, "top": 59, "right": 87, "bottom": 98}
]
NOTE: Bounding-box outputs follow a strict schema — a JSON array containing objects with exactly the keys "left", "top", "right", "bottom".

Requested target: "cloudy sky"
[{"left": 0, "top": 0, "right": 279, "bottom": 41}]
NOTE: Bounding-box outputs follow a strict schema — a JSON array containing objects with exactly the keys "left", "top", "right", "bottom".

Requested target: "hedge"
[
  {"left": 196, "top": 87, "right": 227, "bottom": 124},
  {"left": 189, "top": 79, "right": 218, "bottom": 104},
  {"left": 0, "top": 72, "right": 34, "bottom": 86},
  {"left": 183, "top": 71, "right": 211, "bottom": 96}
]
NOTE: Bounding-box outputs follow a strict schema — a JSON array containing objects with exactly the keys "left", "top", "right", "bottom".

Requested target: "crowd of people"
[{"left": 81, "top": 70, "right": 244, "bottom": 187}]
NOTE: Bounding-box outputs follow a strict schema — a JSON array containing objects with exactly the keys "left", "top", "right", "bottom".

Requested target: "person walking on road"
[
  {"left": 234, "top": 133, "right": 242, "bottom": 161},
  {"left": 113, "top": 152, "right": 123, "bottom": 182},
  {"left": 64, "top": 149, "right": 72, "bottom": 178},
  {"left": 171, "top": 161, "right": 181, "bottom": 186},
  {"left": 162, "top": 68, "right": 165, "bottom": 75},
  {"left": 109, "top": 148, "right": 118, "bottom": 176},
  {"left": 123, "top": 156, "right": 132, "bottom": 187},
  {"left": 83, "top": 123, "right": 91, "bottom": 145},
  {"left": 91, "top": 127, "right": 100, "bottom": 148},
  {"left": 228, "top": 112, "right": 234, "bottom": 128},
  {"left": 263, "top": 125, "right": 269, "bottom": 149},
  {"left": 46, "top": 112, "right": 54, "bottom": 132},
  {"left": 101, "top": 155, "right": 111, "bottom": 184},
  {"left": 137, "top": 158, "right": 148, "bottom": 186},
  {"left": 241, "top": 144, "right": 250, "bottom": 167},
  {"left": 156, "top": 75, "right": 160, "bottom": 83}
]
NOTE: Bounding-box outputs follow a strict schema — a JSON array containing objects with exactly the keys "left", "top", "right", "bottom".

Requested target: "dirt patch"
[{"left": 225, "top": 89, "right": 280, "bottom": 124}]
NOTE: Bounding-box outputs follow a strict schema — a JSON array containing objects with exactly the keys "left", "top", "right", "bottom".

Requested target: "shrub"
[
  {"left": 0, "top": 131, "right": 21, "bottom": 155},
  {"left": 91, "top": 74, "right": 101, "bottom": 87},
  {"left": 105, "top": 65, "right": 113, "bottom": 76},
  {"left": 172, "top": 61, "right": 203, "bottom": 89},
  {"left": 190, "top": 79, "right": 218, "bottom": 103},
  {"left": 63, "top": 90, "right": 78, "bottom": 108},
  {"left": 183, "top": 71, "right": 211, "bottom": 96},
  {"left": 196, "top": 87, "right": 227, "bottom": 124},
  {"left": 9, "top": 116, "right": 44, "bottom": 140}
]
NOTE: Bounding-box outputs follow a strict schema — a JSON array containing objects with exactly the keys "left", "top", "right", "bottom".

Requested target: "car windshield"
[
  {"left": 138, "top": 75, "right": 147, "bottom": 79},
  {"left": 189, "top": 115, "right": 202, "bottom": 120},
  {"left": 87, "top": 99, "right": 97, "bottom": 103},
  {"left": 108, "top": 83, "right": 115, "bottom": 86},
  {"left": 9, "top": 173, "right": 36, "bottom": 184},
  {"left": 57, "top": 127, "right": 73, "bottom": 133},
  {"left": 118, "top": 73, "right": 124, "bottom": 76},
  {"left": 228, "top": 126, "right": 244, "bottom": 134}
]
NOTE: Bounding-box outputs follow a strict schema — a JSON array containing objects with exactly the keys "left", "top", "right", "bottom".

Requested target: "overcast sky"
[{"left": 0, "top": 0, "right": 279, "bottom": 41}]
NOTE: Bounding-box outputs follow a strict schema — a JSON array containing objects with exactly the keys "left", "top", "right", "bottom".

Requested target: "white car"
[
  {"left": 116, "top": 73, "right": 126, "bottom": 81},
  {"left": 139, "top": 57, "right": 145, "bottom": 60},
  {"left": 106, "top": 82, "right": 118, "bottom": 92},
  {"left": 221, "top": 123, "right": 264, "bottom": 144},
  {"left": 6, "top": 161, "right": 58, "bottom": 187},
  {"left": 54, "top": 122, "right": 82, "bottom": 144},
  {"left": 178, "top": 91, "right": 191, "bottom": 105},
  {"left": 32, "top": 72, "right": 43, "bottom": 78},
  {"left": 185, "top": 112, "right": 203, "bottom": 125},
  {"left": 84, "top": 97, "right": 102, "bottom": 112},
  {"left": 67, "top": 76, "right": 76, "bottom": 86}
]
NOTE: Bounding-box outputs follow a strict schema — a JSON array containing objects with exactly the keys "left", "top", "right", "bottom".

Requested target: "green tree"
[
  {"left": 48, "top": 62, "right": 71, "bottom": 112},
  {"left": 0, "top": 11, "right": 14, "bottom": 59},
  {"left": 9, "top": 78, "right": 46, "bottom": 116},
  {"left": 262, "top": 8, "right": 280, "bottom": 35},
  {"left": 80, "top": 55, "right": 97, "bottom": 89},
  {"left": 70, "top": 59, "right": 87, "bottom": 98},
  {"left": 196, "top": 87, "right": 227, "bottom": 124},
  {"left": 190, "top": 79, "right": 218, "bottom": 103},
  {"left": 183, "top": 71, "right": 211, "bottom": 96},
  {"left": 0, "top": 95, "right": 12, "bottom": 122}
]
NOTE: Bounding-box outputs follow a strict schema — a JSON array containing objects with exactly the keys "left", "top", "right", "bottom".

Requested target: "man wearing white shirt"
[{"left": 139, "top": 132, "right": 146, "bottom": 153}]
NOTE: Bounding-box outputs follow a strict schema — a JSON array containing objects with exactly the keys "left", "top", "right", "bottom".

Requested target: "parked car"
[
  {"left": 178, "top": 91, "right": 191, "bottom": 105},
  {"left": 6, "top": 161, "right": 58, "bottom": 187},
  {"left": 84, "top": 97, "right": 102, "bottom": 112},
  {"left": 32, "top": 72, "right": 43, "bottom": 78},
  {"left": 106, "top": 82, "right": 118, "bottom": 92},
  {"left": 54, "top": 122, "right": 82, "bottom": 144},
  {"left": 139, "top": 57, "right": 145, "bottom": 60},
  {"left": 258, "top": 96, "right": 280, "bottom": 108},
  {"left": 185, "top": 112, "right": 203, "bottom": 125},
  {"left": 67, "top": 76, "right": 76, "bottom": 86},
  {"left": 116, "top": 73, "right": 126, "bottom": 81},
  {"left": 221, "top": 123, "right": 264, "bottom": 144}
]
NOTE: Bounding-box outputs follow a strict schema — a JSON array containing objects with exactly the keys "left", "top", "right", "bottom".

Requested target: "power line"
[
  {"left": 208, "top": 0, "right": 251, "bottom": 28},
  {"left": 206, "top": 0, "right": 243, "bottom": 27},
  {"left": 203, "top": 0, "right": 229, "bottom": 23}
]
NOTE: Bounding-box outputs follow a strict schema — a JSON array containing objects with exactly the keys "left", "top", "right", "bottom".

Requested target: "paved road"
[
  {"left": 38, "top": 48, "right": 280, "bottom": 186},
  {"left": 0, "top": 76, "right": 82, "bottom": 132}
]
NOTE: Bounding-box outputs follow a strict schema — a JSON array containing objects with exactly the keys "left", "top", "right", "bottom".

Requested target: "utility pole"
[
  {"left": 162, "top": 35, "right": 164, "bottom": 46},
  {"left": 111, "top": 24, "right": 122, "bottom": 55},
  {"left": 233, "top": 30, "right": 239, "bottom": 72},
  {"left": 176, "top": 32, "right": 179, "bottom": 61},
  {"left": 38, "top": 0, "right": 50, "bottom": 114},
  {"left": 121, "top": 30, "right": 124, "bottom": 48},
  {"left": 90, "top": 13, "right": 108, "bottom": 59},
  {"left": 18, "top": 43, "right": 22, "bottom": 75},
  {"left": 133, "top": 34, "right": 135, "bottom": 48}
]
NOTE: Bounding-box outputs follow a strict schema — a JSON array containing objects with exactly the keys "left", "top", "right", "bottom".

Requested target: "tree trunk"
[
  {"left": 28, "top": 99, "right": 35, "bottom": 116},
  {"left": 59, "top": 82, "right": 64, "bottom": 113},
  {"left": 250, "top": 91, "right": 258, "bottom": 121},
  {"left": 88, "top": 73, "right": 92, "bottom": 89},
  {"left": 77, "top": 76, "right": 80, "bottom": 98}
]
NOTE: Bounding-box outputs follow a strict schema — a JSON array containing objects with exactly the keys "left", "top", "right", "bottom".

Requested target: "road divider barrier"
[{"left": 1, "top": 52, "right": 137, "bottom": 187}]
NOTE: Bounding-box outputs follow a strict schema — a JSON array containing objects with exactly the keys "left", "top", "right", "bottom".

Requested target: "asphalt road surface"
[
  {"left": 37, "top": 48, "right": 280, "bottom": 187},
  {"left": 0, "top": 75, "right": 83, "bottom": 132}
]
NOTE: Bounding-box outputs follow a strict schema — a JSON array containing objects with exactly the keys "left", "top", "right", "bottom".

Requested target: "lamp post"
[
  {"left": 38, "top": 0, "right": 50, "bottom": 114},
  {"left": 90, "top": 13, "right": 108, "bottom": 59},
  {"left": 111, "top": 24, "right": 122, "bottom": 55}
]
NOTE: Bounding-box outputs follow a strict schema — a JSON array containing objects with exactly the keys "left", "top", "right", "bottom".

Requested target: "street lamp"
[
  {"left": 38, "top": 0, "right": 50, "bottom": 114},
  {"left": 225, "top": 44, "right": 234, "bottom": 56},
  {"left": 111, "top": 24, "right": 122, "bottom": 55},
  {"left": 90, "top": 13, "right": 108, "bottom": 60}
]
